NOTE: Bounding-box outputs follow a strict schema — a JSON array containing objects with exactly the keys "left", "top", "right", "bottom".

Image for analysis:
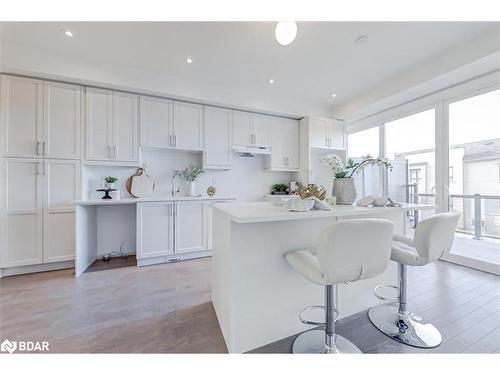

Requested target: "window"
[
  {"left": 348, "top": 126, "right": 379, "bottom": 159},
  {"left": 409, "top": 168, "right": 421, "bottom": 184}
]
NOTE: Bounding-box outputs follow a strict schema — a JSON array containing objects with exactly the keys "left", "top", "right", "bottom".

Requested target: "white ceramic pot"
[
  {"left": 105, "top": 182, "right": 116, "bottom": 189},
  {"left": 332, "top": 177, "right": 357, "bottom": 205},
  {"left": 186, "top": 181, "right": 197, "bottom": 197}
]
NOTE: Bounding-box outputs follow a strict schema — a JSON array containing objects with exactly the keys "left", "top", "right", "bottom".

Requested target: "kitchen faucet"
[{"left": 171, "top": 172, "right": 180, "bottom": 196}]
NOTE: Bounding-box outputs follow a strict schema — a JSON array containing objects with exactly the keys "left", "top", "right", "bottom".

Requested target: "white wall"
[{"left": 85, "top": 149, "right": 293, "bottom": 202}]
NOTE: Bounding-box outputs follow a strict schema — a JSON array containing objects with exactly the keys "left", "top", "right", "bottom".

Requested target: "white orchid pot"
[
  {"left": 186, "top": 181, "right": 197, "bottom": 197},
  {"left": 332, "top": 177, "right": 357, "bottom": 205}
]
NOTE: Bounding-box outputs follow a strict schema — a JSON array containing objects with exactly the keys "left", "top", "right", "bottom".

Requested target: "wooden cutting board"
[{"left": 126, "top": 168, "right": 155, "bottom": 198}]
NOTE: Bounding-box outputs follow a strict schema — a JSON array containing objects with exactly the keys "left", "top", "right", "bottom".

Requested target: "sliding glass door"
[{"left": 444, "top": 88, "right": 500, "bottom": 272}]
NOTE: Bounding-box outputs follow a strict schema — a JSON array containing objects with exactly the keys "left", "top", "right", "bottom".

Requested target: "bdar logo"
[{"left": 1, "top": 339, "right": 17, "bottom": 354}]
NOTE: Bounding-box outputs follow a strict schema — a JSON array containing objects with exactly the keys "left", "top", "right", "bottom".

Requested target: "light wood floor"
[{"left": 1, "top": 258, "right": 499, "bottom": 353}]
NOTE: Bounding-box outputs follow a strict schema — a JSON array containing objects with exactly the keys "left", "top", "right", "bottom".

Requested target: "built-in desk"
[
  {"left": 75, "top": 196, "right": 235, "bottom": 277},
  {"left": 211, "top": 202, "right": 436, "bottom": 353}
]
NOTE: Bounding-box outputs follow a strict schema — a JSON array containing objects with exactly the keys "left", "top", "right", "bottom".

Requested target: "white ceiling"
[{"left": 1, "top": 22, "right": 498, "bottom": 117}]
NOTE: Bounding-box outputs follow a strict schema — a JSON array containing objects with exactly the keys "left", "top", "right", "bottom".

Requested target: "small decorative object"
[
  {"left": 289, "top": 181, "right": 299, "bottom": 195},
  {"left": 109, "top": 190, "right": 121, "bottom": 200},
  {"left": 207, "top": 186, "right": 216, "bottom": 197},
  {"left": 104, "top": 176, "right": 118, "bottom": 189},
  {"left": 96, "top": 188, "right": 116, "bottom": 200},
  {"left": 271, "top": 183, "right": 289, "bottom": 195},
  {"left": 356, "top": 195, "right": 402, "bottom": 207},
  {"left": 126, "top": 168, "right": 155, "bottom": 198},
  {"left": 298, "top": 184, "right": 326, "bottom": 201},
  {"left": 177, "top": 165, "right": 204, "bottom": 197},
  {"left": 321, "top": 154, "right": 392, "bottom": 205},
  {"left": 373, "top": 197, "right": 389, "bottom": 207}
]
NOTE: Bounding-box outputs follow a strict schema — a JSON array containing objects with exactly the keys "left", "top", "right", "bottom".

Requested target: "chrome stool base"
[
  {"left": 368, "top": 304, "right": 442, "bottom": 348},
  {"left": 292, "top": 329, "right": 362, "bottom": 354}
]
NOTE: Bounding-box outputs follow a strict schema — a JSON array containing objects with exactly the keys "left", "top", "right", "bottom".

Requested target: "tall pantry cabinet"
[{"left": 0, "top": 75, "right": 81, "bottom": 269}]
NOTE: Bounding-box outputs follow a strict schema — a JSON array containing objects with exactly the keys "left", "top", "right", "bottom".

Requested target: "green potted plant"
[
  {"left": 177, "top": 165, "right": 204, "bottom": 197},
  {"left": 271, "top": 183, "right": 289, "bottom": 195},
  {"left": 104, "top": 176, "right": 118, "bottom": 189}
]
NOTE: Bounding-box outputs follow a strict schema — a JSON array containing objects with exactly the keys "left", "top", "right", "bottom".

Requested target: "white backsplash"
[{"left": 84, "top": 148, "right": 293, "bottom": 201}]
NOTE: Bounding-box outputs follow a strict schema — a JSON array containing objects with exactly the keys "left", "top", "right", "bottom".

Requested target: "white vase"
[
  {"left": 186, "top": 181, "right": 197, "bottom": 197},
  {"left": 332, "top": 177, "right": 357, "bottom": 205}
]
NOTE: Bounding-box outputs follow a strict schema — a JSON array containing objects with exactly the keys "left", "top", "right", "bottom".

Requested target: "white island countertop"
[
  {"left": 75, "top": 196, "right": 236, "bottom": 206},
  {"left": 212, "top": 201, "right": 436, "bottom": 224}
]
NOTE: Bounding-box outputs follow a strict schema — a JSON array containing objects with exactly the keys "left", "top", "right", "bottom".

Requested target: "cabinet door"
[
  {"left": 309, "top": 117, "right": 328, "bottom": 149},
  {"left": 43, "top": 160, "right": 80, "bottom": 263},
  {"left": 140, "top": 96, "right": 173, "bottom": 149},
  {"left": 269, "top": 117, "right": 285, "bottom": 168},
  {"left": 1, "top": 76, "right": 43, "bottom": 158},
  {"left": 136, "top": 202, "right": 174, "bottom": 259},
  {"left": 112, "top": 92, "right": 138, "bottom": 162},
  {"left": 284, "top": 119, "right": 300, "bottom": 169},
  {"left": 43, "top": 81, "right": 82, "bottom": 159},
  {"left": 173, "top": 101, "right": 203, "bottom": 150},
  {"left": 175, "top": 201, "right": 206, "bottom": 254},
  {"left": 0, "top": 159, "right": 43, "bottom": 267},
  {"left": 252, "top": 114, "right": 270, "bottom": 147},
  {"left": 203, "top": 106, "right": 232, "bottom": 169},
  {"left": 86, "top": 88, "right": 113, "bottom": 161},
  {"left": 327, "top": 119, "right": 345, "bottom": 150},
  {"left": 232, "top": 111, "right": 252, "bottom": 146}
]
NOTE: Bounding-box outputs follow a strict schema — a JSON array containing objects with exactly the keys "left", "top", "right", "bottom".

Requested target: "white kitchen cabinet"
[
  {"left": 309, "top": 116, "right": 345, "bottom": 150},
  {"left": 1, "top": 75, "right": 43, "bottom": 158},
  {"left": 175, "top": 201, "right": 206, "bottom": 254},
  {"left": 43, "top": 81, "right": 82, "bottom": 159},
  {"left": 173, "top": 101, "right": 204, "bottom": 151},
  {"left": 86, "top": 88, "right": 138, "bottom": 163},
  {"left": 267, "top": 118, "right": 299, "bottom": 171},
  {"left": 0, "top": 158, "right": 80, "bottom": 267},
  {"left": 136, "top": 202, "right": 174, "bottom": 259},
  {"left": 139, "top": 96, "right": 173, "bottom": 149},
  {"left": 204, "top": 200, "right": 229, "bottom": 250},
  {"left": 232, "top": 111, "right": 270, "bottom": 148},
  {"left": 0, "top": 159, "right": 43, "bottom": 267},
  {"left": 43, "top": 159, "right": 80, "bottom": 263},
  {"left": 203, "top": 106, "right": 232, "bottom": 169}
]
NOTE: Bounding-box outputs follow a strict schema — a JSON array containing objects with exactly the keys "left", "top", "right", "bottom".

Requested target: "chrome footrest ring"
[
  {"left": 373, "top": 284, "right": 399, "bottom": 301},
  {"left": 299, "top": 305, "right": 341, "bottom": 327}
]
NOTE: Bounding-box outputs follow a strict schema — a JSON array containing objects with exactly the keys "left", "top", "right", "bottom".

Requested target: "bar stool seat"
[
  {"left": 286, "top": 219, "right": 394, "bottom": 354},
  {"left": 368, "top": 212, "right": 460, "bottom": 348}
]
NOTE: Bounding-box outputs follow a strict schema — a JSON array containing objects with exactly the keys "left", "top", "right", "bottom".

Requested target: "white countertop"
[
  {"left": 212, "top": 201, "right": 437, "bottom": 224},
  {"left": 75, "top": 196, "right": 237, "bottom": 206}
]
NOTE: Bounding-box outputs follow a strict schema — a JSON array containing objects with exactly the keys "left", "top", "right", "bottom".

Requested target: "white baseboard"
[{"left": 0, "top": 261, "right": 75, "bottom": 278}]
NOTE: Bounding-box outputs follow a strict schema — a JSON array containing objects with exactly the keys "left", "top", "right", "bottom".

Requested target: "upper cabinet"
[
  {"left": 140, "top": 96, "right": 173, "bottom": 149},
  {"left": 203, "top": 106, "right": 232, "bottom": 169},
  {"left": 173, "top": 102, "right": 204, "bottom": 151},
  {"left": 1, "top": 75, "right": 81, "bottom": 159},
  {"left": 139, "top": 98, "right": 203, "bottom": 151},
  {"left": 308, "top": 116, "right": 345, "bottom": 150},
  {"left": 232, "top": 111, "right": 270, "bottom": 148},
  {"left": 267, "top": 117, "right": 299, "bottom": 171},
  {"left": 86, "top": 88, "right": 138, "bottom": 163}
]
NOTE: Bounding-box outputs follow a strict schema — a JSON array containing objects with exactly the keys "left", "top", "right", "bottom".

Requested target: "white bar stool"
[
  {"left": 368, "top": 212, "right": 460, "bottom": 348},
  {"left": 285, "top": 219, "right": 394, "bottom": 354}
]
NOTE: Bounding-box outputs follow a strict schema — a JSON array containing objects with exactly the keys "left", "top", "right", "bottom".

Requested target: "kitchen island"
[{"left": 211, "top": 201, "right": 436, "bottom": 353}]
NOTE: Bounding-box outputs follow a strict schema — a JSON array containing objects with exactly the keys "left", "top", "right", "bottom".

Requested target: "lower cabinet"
[
  {"left": 136, "top": 200, "right": 214, "bottom": 262},
  {"left": 0, "top": 158, "right": 80, "bottom": 268}
]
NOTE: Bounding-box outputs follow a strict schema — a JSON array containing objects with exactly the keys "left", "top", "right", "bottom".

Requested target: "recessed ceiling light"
[
  {"left": 186, "top": 57, "right": 193, "bottom": 64},
  {"left": 331, "top": 93, "right": 337, "bottom": 98},
  {"left": 64, "top": 30, "right": 73, "bottom": 37},
  {"left": 268, "top": 79, "right": 275, "bottom": 84},
  {"left": 355, "top": 35, "right": 368, "bottom": 45}
]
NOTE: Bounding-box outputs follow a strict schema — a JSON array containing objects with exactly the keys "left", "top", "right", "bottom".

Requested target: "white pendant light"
[{"left": 275, "top": 22, "right": 297, "bottom": 46}]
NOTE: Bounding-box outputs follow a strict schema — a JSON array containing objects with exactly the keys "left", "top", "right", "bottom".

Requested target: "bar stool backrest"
[
  {"left": 414, "top": 212, "right": 460, "bottom": 264},
  {"left": 316, "top": 219, "right": 394, "bottom": 285}
]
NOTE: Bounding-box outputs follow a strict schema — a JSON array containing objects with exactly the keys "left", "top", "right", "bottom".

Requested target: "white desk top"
[
  {"left": 75, "top": 196, "right": 236, "bottom": 206},
  {"left": 213, "top": 201, "right": 437, "bottom": 224}
]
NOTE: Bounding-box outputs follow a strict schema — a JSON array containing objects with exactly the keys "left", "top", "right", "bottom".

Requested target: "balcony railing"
[{"left": 408, "top": 184, "right": 500, "bottom": 241}]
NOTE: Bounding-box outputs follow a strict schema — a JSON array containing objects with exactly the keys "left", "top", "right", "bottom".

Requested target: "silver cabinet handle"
[
  {"left": 43, "top": 141, "right": 46, "bottom": 155},
  {"left": 36, "top": 141, "right": 41, "bottom": 156},
  {"left": 113, "top": 145, "right": 117, "bottom": 158},
  {"left": 108, "top": 145, "right": 112, "bottom": 158},
  {"left": 174, "top": 135, "right": 177, "bottom": 147}
]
